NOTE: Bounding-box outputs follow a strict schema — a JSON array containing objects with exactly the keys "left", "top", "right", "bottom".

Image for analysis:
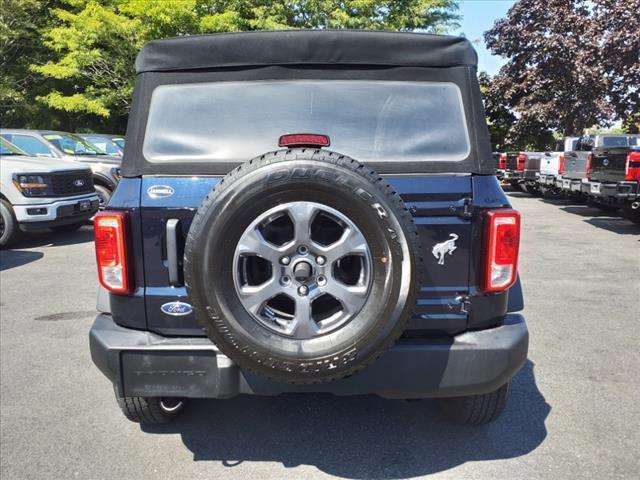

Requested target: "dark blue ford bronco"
[{"left": 90, "top": 30, "right": 528, "bottom": 426}]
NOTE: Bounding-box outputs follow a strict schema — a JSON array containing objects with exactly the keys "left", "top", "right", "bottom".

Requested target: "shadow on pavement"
[
  {"left": 505, "top": 191, "right": 530, "bottom": 199},
  {"left": 8, "top": 225, "right": 94, "bottom": 250},
  {"left": 583, "top": 217, "right": 640, "bottom": 235},
  {"left": 143, "top": 360, "right": 548, "bottom": 478},
  {"left": 559, "top": 206, "right": 639, "bottom": 235},
  {"left": 0, "top": 250, "right": 44, "bottom": 271}
]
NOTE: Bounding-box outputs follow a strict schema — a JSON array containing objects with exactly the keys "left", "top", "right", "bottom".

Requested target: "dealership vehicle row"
[{"left": 496, "top": 134, "right": 640, "bottom": 225}]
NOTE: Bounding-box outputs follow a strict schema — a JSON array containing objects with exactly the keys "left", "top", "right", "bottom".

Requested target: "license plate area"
[
  {"left": 76, "top": 200, "right": 91, "bottom": 212},
  {"left": 121, "top": 351, "right": 218, "bottom": 397}
]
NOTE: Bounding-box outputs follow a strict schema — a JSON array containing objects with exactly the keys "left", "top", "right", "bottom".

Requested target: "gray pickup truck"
[
  {"left": 520, "top": 152, "right": 544, "bottom": 195},
  {"left": 557, "top": 135, "right": 635, "bottom": 199}
]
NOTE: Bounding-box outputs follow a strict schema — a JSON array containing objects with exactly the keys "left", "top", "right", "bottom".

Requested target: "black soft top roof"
[{"left": 136, "top": 30, "right": 478, "bottom": 73}]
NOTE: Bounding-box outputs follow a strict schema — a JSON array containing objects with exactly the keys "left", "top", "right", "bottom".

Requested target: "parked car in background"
[
  {"left": 0, "top": 129, "right": 121, "bottom": 206},
  {"left": 494, "top": 152, "right": 505, "bottom": 180},
  {"left": 502, "top": 152, "right": 526, "bottom": 190},
  {"left": 557, "top": 135, "right": 599, "bottom": 198},
  {"left": 585, "top": 134, "right": 640, "bottom": 223},
  {"left": 521, "top": 152, "right": 544, "bottom": 195},
  {"left": 538, "top": 137, "right": 579, "bottom": 196},
  {"left": 0, "top": 138, "right": 99, "bottom": 247},
  {"left": 77, "top": 133, "right": 125, "bottom": 158}
]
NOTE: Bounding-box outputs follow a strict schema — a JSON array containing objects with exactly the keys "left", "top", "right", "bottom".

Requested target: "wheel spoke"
[
  {"left": 236, "top": 227, "right": 283, "bottom": 264},
  {"left": 238, "top": 278, "right": 281, "bottom": 315},
  {"left": 286, "top": 202, "right": 317, "bottom": 245},
  {"left": 321, "top": 227, "right": 369, "bottom": 264},
  {"left": 290, "top": 296, "right": 318, "bottom": 338},
  {"left": 322, "top": 281, "right": 368, "bottom": 316}
]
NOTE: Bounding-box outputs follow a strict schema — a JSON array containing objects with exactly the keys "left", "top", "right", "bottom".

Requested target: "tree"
[
  {"left": 0, "top": 0, "right": 63, "bottom": 129},
  {"left": 26, "top": 0, "right": 459, "bottom": 132},
  {"left": 484, "top": 0, "right": 640, "bottom": 146},
  {"left": 593, "top": 0, "right": 640, "bottom": 133}
]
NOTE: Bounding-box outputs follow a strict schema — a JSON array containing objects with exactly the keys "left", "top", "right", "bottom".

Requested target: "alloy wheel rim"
[{"left": 233, "top": 201, "right": 373, "bottom": 339}]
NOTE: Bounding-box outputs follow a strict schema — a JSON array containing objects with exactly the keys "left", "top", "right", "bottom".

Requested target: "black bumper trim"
[
  {"left": 591, "top": 181, "right": 639, "bottom": 199},
  {"left": 90, "top": 313, "right": 528, "bottom": 399}
]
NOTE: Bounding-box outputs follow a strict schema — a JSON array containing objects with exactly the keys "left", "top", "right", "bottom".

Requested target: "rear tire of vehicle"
[
  {"left": 541, "top": 186, "right": 561, "bottom": 199},
  {"left": 524, "top": 184, "right": 542, "bottom": 196},
  {"left": 568, "top": 192, "right": 584, "bottom": 203},
  {"left": 50, "top": 222, "right": 85, "bottom": 232},
  {"left": 95, "top": 185, "right": 112, "bottom": 209},
  {"left": 115, "top": 389, "right": 185, "bottom": 424},
  {"left": 438, "top": 382, "right": 510, "bottom": 426},
  {"left": 592, "top": 202, "right": 619, "bottom": 212},
  {"left": 184, "top": 149, "right": 422, "bottom": 384},
  {"left": 622, "top": 205, "right": 640, "bottom": 225},
  {"left": 509, "top": 181, "right": 523, "bottom": 192},
  {"left": 0, "top": 199, "right": 22, "bottom": 248}
]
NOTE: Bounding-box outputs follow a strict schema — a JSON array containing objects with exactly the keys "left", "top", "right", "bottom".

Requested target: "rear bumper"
[
  {"left": 90, "top": 313, "right": 529, "bottom": 400},
  {"left": 539, "top": 174, "right": 558, "bottom": 186},
  {"left": 557, "top": 177, "right": 588, "bottom": 193},
  {"left": 503, "top": 170, "right": 523, "bottom": 181},
  {"left": 586, "top": 180, "right": 639, "bottom": 200}
]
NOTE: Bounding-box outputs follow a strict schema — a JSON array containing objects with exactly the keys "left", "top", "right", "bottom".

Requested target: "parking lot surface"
[{"left": 1, "top": 191, "right": 639, "bottom": 479}]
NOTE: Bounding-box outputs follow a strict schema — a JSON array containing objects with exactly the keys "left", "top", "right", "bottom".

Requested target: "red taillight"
[
  {"left": 517, "top": 153, "right": 526, "bottom": 170},
  {"left": 279, "top": 133, "right": 330, "bottom": 148},
  {"left": 483, "top": 209, "right": 521, "bottom": 293},
  {"left": 558, "top": 155, "right": 565, "bottom": 174},
  {"left": 499, "top": 153, "right": 507, "bottom": 169},
  {"left": 586, "top": 153, "right": 593, "bottom": 177},
  {"left": 94, "top": 211, "right": 131, "bottom": 294},
  {"left": 625, "top": 150, "right": 640, "bottom": 181}
]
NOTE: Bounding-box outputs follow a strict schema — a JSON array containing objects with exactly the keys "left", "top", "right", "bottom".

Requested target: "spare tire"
[{"left": 184, "top": 149, "right": 422, "bottom": 384}]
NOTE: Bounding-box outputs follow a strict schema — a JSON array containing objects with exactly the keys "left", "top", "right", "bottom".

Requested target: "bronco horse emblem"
[{"left": 432, "top": 234, "right": 459, "bottom": 265}]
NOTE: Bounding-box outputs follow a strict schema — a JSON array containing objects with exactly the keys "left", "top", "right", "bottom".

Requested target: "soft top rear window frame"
[{"left": 121, "top": 65, "right": 493, "bottom": 177}]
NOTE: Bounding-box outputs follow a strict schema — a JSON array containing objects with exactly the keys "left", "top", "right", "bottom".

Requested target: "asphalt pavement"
[{"left": 1, "top": 191, "right": 639, "bottom": 479}]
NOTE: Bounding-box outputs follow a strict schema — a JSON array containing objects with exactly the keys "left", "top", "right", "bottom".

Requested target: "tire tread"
[
  {"left": 438, "top": 382, "right": 510, "bottom": 426},
  {"left": 115, "top": 391, "right": 180, "bottom": 424}
]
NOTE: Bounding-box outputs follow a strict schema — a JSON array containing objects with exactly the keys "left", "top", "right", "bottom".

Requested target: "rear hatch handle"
[{"left": 166, "top": 219, "right": 181, "bottom": 286}]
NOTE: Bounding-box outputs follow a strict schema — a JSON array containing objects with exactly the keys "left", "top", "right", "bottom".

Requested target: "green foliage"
[
  {"left": 4, "top": 0, "right": 459, "bottom": 132},
  {"left": 0, "top": 0, "right": 58, "bottom": 128}
]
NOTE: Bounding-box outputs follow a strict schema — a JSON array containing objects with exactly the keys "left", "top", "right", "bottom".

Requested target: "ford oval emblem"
[
  {"left": 147, "top": 185, "right": 174, "bottom": 199},
  {"left": 73, "top": 179, "right": 85, "bottom": 187},
  {"left": 602, "top": 158, "right": 610, "bottom": 166},
  {"left": 161, "top": 301, "right": 193, "bottom": 316}
]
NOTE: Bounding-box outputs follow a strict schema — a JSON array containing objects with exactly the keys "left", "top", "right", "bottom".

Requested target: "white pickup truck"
[
  {"left": 0, "top": 138, "right": 100, "bottom": 247},
  {"left": 538, "top": 137, "right": 579, "bottom": 195}
]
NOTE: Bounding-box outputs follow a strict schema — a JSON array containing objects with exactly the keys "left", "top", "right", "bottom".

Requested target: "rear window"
[
  {"left": 143, "top": 80, "right": 470, "bottom": 164},
  {"left": 601, "top": 136, "right": 639, "bottom": 147}
]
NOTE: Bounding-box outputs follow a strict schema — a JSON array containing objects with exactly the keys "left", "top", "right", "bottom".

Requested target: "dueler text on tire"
[{"left": 184, "top": 149, "right": 422, "bottom": 384}]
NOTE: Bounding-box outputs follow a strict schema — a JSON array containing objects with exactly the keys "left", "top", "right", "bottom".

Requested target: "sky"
[{"left": 454, "top": 0, "right": 516, "bottom": 75}]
